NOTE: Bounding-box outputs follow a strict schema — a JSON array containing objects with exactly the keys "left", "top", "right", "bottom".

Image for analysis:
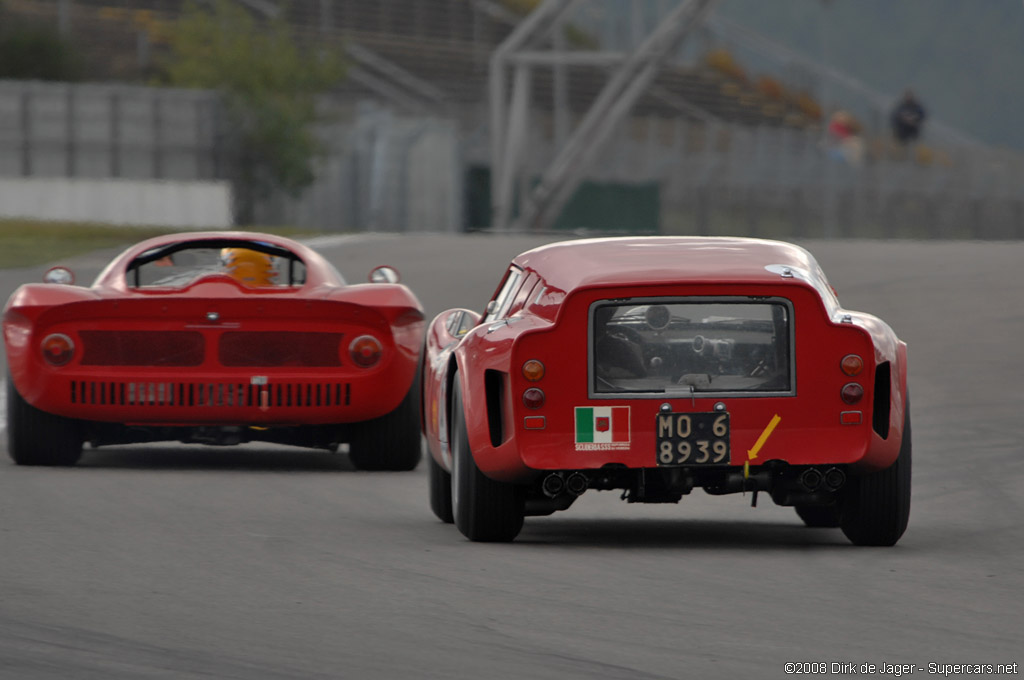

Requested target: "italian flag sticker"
[{"left": 575, "top": 406, "right": 630, "bottom": 450}]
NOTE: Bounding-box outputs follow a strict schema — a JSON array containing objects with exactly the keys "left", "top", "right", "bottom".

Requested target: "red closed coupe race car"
[
  {"left": 4, "top": 232, "right": 425, "bottom": 470},
  {"left": 423, "top": 237, "right": 910, "bottom": 545}
]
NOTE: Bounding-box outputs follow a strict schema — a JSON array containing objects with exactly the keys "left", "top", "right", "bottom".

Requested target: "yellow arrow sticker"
[{"left": 747, "top": 414, "right": 782, "bottom": 461}]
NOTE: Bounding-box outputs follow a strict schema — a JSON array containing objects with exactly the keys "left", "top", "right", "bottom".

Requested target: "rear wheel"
[
  {"left": 348, "top": 366, "right": 422, "bottom": 472},
  {"left": 7, "top": 374, "right": 83, "bottom": 466},
  {"left": 428, "top": 452, "right": 453, "bottom": 523},
  {"left": 450, "top": 375, "right": 524, "bottom": 542},
  {"left": 795, "top": 504, "right": 841, "bottom": 528},
  {"left": 840, "top": 401, "right": 911, "bottom": 546}
]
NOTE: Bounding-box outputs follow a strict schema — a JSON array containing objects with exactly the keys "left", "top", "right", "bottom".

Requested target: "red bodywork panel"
[
  {"left": 423, "top": 237, "right": 908, "bottom": 483},
  {"left": 5, "top": 232, "right": 424, "bottom": 428}
]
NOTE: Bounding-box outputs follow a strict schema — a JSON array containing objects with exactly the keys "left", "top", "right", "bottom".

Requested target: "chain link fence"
[{"left": 0, "top": 80, "right": 462, "bottom": 231}]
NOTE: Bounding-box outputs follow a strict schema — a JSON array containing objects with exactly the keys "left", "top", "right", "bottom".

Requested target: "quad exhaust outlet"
[
  {"left": 541, "top": 473, "right": 565, "bottom": 498},
  {"left": 799, "top": 467, "right": 846, "bottom": 492},
  {"left": 542, "top": 472, "right": 590, "bottom": 498},
  {"left": 565, "top": 472, "right": 590, "bottom": 496}
]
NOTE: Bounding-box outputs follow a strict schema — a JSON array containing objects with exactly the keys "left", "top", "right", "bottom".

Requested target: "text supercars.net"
[{"left": 784, "top": 662, "right": 1019, "bottom": 676}]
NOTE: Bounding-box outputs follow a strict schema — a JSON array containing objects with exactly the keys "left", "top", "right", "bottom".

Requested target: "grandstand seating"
[{"left": 6, "top": 0, "right": 815, "bottom": 130}]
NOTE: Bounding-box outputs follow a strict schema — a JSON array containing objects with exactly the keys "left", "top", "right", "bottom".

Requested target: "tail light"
[
  {"left": 841, "top": 354, "right": 864, "bottom": 376},
  {"left": 348, "top": 335, "right": 383, "bottom": 368},
  {"left": 522, "top": 388, "right": 545, "bottom": 409},
  {"left": 522, "top": 359, "right": 545, "bottom": 382},
  {"left": 41, "top": 333, "right": 75, "bottom": 366},
  {"left": 841, "top": 383, "right": 864, "bottom": 405}
]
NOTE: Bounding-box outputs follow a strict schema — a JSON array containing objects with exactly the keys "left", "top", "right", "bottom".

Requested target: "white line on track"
[{"left": 0, "top": 232, "right": 399, "bottom": 435}]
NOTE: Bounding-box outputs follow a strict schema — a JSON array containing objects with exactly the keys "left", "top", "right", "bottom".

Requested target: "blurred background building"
[{"left": 1, "top": 0, "right": 1022, "bottom": 237}]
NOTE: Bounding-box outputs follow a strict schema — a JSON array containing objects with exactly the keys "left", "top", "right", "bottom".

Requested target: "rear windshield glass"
[
  {"left": 129, "top": 246, "right": 307, "bottom": 289},
  {"left": 591, "top": 299, "right": 793, "bottom": 396}
]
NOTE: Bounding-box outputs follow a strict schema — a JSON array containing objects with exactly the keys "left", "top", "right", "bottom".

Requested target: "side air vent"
[
  {"left": 484, "top": 369, "right": 505, "bottom": 447},
  {"left": 872, "top": 362, "right": 891, "bottom": 439}
]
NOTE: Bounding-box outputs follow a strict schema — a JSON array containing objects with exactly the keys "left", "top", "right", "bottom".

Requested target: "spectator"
[
  {"left": 826, "top": 110, "right": 864, "bottom": 166},
  {"left": 890, "top": 89, "right": 927, "bottom": 145}
]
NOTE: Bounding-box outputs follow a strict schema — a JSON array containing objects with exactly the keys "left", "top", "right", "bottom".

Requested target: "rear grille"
[
  {"left": 69, "top": 380, "right": 351, "bottom": 408},
  {"left": 80, "top": 331, "right": 204, "bottom": 366},
  {"left": 75, "top": 331, "right": 349, "bottom": 368},
  {"left": 219, "top": 331, "right": 343, "bottom": 367}
]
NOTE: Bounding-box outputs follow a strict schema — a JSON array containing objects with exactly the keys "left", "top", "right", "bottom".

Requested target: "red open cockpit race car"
[
  {"left": 423, "top": 237, "right": 910, "bottom": 545},
  {"left": 4, "top": 232, "right": 425, "bottom": 470}
]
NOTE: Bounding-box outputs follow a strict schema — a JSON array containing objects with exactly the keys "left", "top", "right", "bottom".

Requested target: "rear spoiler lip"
[{"left": 18, "top": 296, "right": 390, "bottom": 330}]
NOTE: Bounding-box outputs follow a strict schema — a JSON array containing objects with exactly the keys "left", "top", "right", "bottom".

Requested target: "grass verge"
[{"left": 0, "top": 219, "right": 320, "bottom": 269}]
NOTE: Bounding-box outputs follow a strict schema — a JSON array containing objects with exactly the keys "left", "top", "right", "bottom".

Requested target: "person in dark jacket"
[{"left": 890, "top": 89, "right": 927, "bottom": 145}]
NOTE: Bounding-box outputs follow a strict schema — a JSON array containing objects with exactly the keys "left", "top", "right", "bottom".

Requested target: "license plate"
[{"left": 655, "top": 412, "right": 730, "bottom": 466}]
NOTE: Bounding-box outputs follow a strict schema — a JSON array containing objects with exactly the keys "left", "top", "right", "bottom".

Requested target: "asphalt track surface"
[{"left": 1, "top": 234, "right": 1021, "bottom": 679}]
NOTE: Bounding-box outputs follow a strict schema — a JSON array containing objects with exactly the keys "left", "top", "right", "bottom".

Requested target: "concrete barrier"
[{"left": 0, "top": 177, "right": 233, "bottom": 228}]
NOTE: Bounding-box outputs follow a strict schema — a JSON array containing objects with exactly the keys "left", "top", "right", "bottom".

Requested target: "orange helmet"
[{"left": 220, "top": 248, "right": 277, "bottom": 287}]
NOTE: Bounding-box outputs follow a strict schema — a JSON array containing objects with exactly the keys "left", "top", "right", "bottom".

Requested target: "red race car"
[
  {"left": 423, "top": 237, "right": 910, "bottom": 545},
  {"left": 4, "top": 231, "right": 425, "bottom": 470}
]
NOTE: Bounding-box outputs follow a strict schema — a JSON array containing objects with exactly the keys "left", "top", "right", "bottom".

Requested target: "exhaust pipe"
[
  {"left": 565, "top": 472, "right": 590, "bottom": 496},
  {"left": 824, "top": 467, "right": 846, "bottom": 490},
  {"left": 541, "top": 473, "right": 565, "bottom": 498},
  {"left": 799, "top": 468, "right": 823, "bottom": 492}
]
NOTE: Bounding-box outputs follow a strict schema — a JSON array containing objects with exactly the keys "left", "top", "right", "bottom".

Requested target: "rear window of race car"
[
  {"left": 129, "top": 246, "right": 307, "bottom": 289},
  {"left": 589, "top": 297, "right": 794, "bottom": 398}
]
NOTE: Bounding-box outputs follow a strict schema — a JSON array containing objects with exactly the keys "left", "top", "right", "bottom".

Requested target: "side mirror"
[
  {"left": 444, "top": 310, "right": 464, "bottom": 336},
  {"left": 44, "top": 266, "right": 75, "bottom": 285},
  {"left": 443, "top": 309, "right": 480, "bottom": 338},
  {"left": 369, "top": 265, "right": 400, "bottom": 284}
]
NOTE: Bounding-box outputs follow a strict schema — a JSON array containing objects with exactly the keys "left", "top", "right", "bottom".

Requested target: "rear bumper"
[
  {"left": 13, "top": 366, "right": 412, "bottom": 426},
  {"left": 527, "top": 460, "right": 852, "bottom": 507},
  {"left": 472, "top": 400, "right": 902, "bottom": 483}
]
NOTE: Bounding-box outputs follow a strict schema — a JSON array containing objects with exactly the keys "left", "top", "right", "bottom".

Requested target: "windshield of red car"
[{"left": 127, "top": 245, "right": 307, "bottom": 289}]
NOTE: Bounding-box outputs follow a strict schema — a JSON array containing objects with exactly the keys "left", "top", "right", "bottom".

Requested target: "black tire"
[
  {"left": 7, "top": 373, "right": 83, "bottom": 466},
  {"left": 450, "top": 375, "right": 524, "bottom": 542},
  {"left": 348, "top": 364, "right": 423, "bottom": 472},
  {"left": 840, "top": 401, "right": 912, "bottom": 546},
  {"left": 428, "top": 451, "right": 454, "bottom": 523},
  {"left": 795, "top": 504, "right": 841, "bottom": 528}
]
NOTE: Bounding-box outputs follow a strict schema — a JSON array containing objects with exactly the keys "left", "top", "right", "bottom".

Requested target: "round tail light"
[
  {"left": 841, "top": 383, "right": 864, "bottom": 405},
  {"left": 841, "top": 354, "right": 864, "bottom": 376},
  {"left": 41, "top": 333, "right": 75, "bottom": 366},
  {"left": 522, "top": 388, "right": 545, "bottom": 409},
  {"left": 522, "top": 359, "right": 545, "bottom": 382},
  {"left": 349, "top": 335, "right": 383, "bottom": 368}
]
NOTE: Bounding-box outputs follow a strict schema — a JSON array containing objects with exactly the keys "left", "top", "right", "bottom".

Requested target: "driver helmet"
[{"left": 220, "top": 248, "right": 277, "bottom": 287}]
